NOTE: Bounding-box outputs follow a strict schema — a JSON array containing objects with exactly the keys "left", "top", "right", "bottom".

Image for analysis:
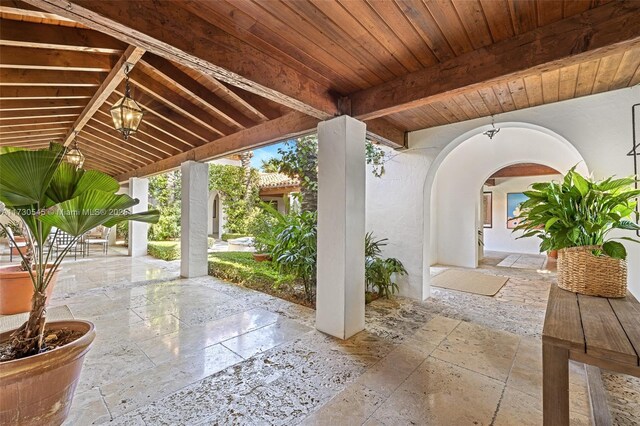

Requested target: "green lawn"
[{"left": 208, "top": 252, "right": 312, "bottom": 308}]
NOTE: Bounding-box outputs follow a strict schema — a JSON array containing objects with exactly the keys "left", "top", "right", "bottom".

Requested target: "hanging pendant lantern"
[
  {"left": 110, "top": 64, "right": 144, "bottom": 140},
  {"left": 64, "top": 132, "right": 85, "bottom": 169},
  {"left": 483, "top": 116, "right": 501, "bottom": 140}
]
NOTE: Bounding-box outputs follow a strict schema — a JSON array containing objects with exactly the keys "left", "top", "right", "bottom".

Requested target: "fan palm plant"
[{"left": 0, "top": 143, "right": 159, "bottom": 360}]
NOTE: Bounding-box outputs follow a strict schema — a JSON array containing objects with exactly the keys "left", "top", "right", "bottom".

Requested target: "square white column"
[
  {"left": 316, "top": 115, "right": 366, "bottom": 340},
  {"left": 181, "top": 161, "right": 209, "bottom": 278},
  {"left": 128, "top": 177, "right": 148, "bottom": 257}
]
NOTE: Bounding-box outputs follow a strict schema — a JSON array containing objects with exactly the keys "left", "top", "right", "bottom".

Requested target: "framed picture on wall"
[
  {"left": 483, "top": 192, "right": 492, "bottom": 228},
  {"left": 507, "top": 192, "right": 529, "bottom": 229}
]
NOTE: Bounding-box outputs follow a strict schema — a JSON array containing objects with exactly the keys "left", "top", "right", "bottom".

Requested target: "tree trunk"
[
  {"left": 7, "top": 290, "right": 47, "bottom": 359},
  {"left": 240, "top": 151, "right": 254, "bottom": 206},
  {"left": 300, "top": 151, "right": 317, "bottom": 213}
]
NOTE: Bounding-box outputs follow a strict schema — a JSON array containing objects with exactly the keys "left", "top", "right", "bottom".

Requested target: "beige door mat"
[
  {"left": 0, "top": 305, "right": 74, "bottom": 334},
  {"left": 431, "top": 269, "right": 509, "bottom": 296}
]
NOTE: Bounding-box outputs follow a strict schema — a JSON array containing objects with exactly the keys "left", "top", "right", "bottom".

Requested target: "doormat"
[{"left": 431, "top": 269, "right": 509, "bottom": 296}]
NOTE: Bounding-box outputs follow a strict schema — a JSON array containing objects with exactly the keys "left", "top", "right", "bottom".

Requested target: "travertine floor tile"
[
  {"left": 431, "top": 321, "right": 520, "bottom": 382},
  {"left": 369, "top": 357, "right": 504, "bottom": 425}
]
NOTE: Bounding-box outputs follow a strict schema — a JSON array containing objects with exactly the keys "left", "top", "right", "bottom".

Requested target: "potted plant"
[
  {"left": 514, "top": 168, "right": 640, "bottom": 297},
  {"left": 365, "top": 232, "right": 407, "bottom": 303},
  {"left": 0, "top": 143, "right": 159, "bottom": 425}
]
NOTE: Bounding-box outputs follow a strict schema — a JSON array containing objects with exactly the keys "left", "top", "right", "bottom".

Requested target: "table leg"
[{"left": 543, "top": 343, "right": 570, "bottom": 426}]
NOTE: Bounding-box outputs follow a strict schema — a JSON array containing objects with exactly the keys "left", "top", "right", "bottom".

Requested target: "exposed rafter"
[
  {"left": 115, "top": 112, "right": 319, "bottom": 182},
  {"left": 350, "top": 1, "right": 640, "bottom": 119},
  {"left": 61, "top": 45, "right": 145, "bottom": 146},
  {"left": 23, "top": 0, "right": 339, "bottom": 119}
]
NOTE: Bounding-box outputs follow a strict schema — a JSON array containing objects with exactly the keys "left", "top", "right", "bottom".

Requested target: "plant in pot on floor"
[
  {"left": 365, "top": 232, "right": 407, "bottom": 303},
  {"left": 0, "top": 143, "right": 159, "bottom": 425},
  {"left": 514, "top": 168, "right": 640, "bottom": 297}
]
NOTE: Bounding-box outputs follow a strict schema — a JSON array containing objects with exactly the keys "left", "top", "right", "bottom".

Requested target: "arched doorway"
[
  {"left": 480, "top": 163, "right": 561, "bottom": 260},
  {"left": 207, "top": 190, "right": 222, "bottom": 237},
  {"left": 422, "top": 123, "right": 589, "bottom": 298}
]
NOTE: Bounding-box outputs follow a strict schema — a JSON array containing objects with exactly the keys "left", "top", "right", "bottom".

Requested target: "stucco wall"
[
  {"left": 483, "top": 175, "right": 562, "bottom": 254},
  {"left": 365, "top": 86, "right": 640, "bottom": 299}
]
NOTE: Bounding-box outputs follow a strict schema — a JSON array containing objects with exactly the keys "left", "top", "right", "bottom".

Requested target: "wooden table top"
[{"left": 543, "top": 285, "right": 640, "bottom": 368}]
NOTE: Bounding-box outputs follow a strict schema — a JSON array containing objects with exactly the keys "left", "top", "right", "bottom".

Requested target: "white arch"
[{"left": 421, "top": 122, "right": 589, "bottom": 298}]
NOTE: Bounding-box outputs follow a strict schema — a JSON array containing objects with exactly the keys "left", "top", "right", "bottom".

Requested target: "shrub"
[
  {"left": 365, "top": 232, "right": 407, "bottom": 298},
  {"left": 271, "top": 210, "right": 317, "bottom": 301},
  {"left": 208, "top": 252, "right": 295, "bottom": 288},
  {"left": 148, "top": 203, "right": 180, "bottom": 241},
  {"left": 247, "top": 203, "right": 279, "bottom": 253},
  {"left": 221, "top": 233, "right": 248, "bottom": 241},
  {"left": 148, "top": 241, "right": 180, "bottom": 261}
]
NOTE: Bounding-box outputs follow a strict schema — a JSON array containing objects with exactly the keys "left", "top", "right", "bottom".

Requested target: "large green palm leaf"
[
  {"left": 38, "top": 189, "right": 157, "bottom": 237},
  {"left": 0, "top": 144, "right": 64, "bottom": 206},
  {"left": 46, "top": 162, "right": 120, "bottom": 204}
]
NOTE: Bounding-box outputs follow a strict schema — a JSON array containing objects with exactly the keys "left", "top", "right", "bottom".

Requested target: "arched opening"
[
  {"left": 480, "top": 163, "right": 561, "bottom": 264},
  {"left": 207, "top": 190, "right": 223, "bottom": 238},
  {"left": 422, "top": 123, "right": 589, "bottom": 299}
]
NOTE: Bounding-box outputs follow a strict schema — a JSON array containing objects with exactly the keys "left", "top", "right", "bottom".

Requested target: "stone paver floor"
[{"left": 2, "top": 248, "right": 638, "bottom": 425}]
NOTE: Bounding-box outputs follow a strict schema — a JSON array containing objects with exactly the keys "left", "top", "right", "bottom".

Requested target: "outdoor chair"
[
  {"left": 84, "top": 226, "right": 111, "bottom": 256},
  {"left": 53, "top": 231, "right": 84, "bottom": 260},
  {"left": 6, "top": 227, "right": 27, "bottom": 262}
]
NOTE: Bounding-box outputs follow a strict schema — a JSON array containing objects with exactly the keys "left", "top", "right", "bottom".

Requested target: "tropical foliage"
[
  {"left": 262, "top": 135, "right": 388, "bottom": 212},
  {"left": 365, "top": 232, "right": 407, "bottom": 299},
  {"left": 148, "top": 170, "right": 181, "bottom": 241},
  {"left": 514, "top": 168, "right": 640, "bottom": 259},
  {"left": 271, "top": 210, "right": 318, "bottom": 301},
  {"left": 209, "top": 164, "right": 260, "bottom": 234},
  {"left": 0, "top": 143, "right": 159, "bottom": 359}
]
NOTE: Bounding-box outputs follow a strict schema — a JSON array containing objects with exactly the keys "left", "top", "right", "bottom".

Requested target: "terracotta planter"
[
  {"left": 0, "top": 265, "right": 60, "bottom": 315},
  {"left": 0, "top": 320, "right": 95, "bottom": 425},
  {"left": 547, "top": 250, "right": 558, "bottom": 259},
  {"left": 252, "top": 253, "right": 272, "bottom": 262}
]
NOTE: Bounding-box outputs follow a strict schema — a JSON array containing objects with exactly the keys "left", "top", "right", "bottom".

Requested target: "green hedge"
[
  {"left": 208, "top": 252, "right": 295, "bottom": 288},
  {"left": 221, "top": 233, "right": 249, "bottom": 241},
  {"left": 148, "top": 241, "right": 180, "bottom": 261}
]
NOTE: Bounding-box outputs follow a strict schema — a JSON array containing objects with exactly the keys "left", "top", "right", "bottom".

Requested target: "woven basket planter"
[{"left": 557, "top": 246, "right": 627, "bottom": 298}]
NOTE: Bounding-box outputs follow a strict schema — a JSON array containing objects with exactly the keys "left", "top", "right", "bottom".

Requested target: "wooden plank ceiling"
[{"left": 1, "top": 0, "right": 639, "bottom": 182}]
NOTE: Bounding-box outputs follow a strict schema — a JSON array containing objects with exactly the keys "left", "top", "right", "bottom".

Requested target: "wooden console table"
[{"left": 542, "top": 284, "right": 640, "bottom": 426}]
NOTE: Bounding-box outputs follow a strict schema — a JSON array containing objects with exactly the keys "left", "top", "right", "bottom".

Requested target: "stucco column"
[
  {"left": 316, "top": 115, "right": 366, "bottom": 340},
  {"left": 128, "top": 177, "right": 148, "bottom": 257},
  {"left": 181, "top": 160, "right": 209, "bottom": 278}
]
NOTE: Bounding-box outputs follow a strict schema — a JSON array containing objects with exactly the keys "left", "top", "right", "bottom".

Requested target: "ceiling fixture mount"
[
  {"left": 483, "top": 116, "right": 501, "bottom": 140},
  {"left": 64, "top": 131, "right": 85, "bottom": 169},
  {"left": 110, "top": 63, "right": 144, "bottom": 140}
]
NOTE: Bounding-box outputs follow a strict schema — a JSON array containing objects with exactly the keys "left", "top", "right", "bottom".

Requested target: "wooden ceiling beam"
[
  {"left": 0, "top": 86, "right": 95, "bottom": 100},
  {"left": 23, "top": 0, "right": 338, "bottom": 119},
  {"left": 0, "top": 122, "right": 73, "bottom": 134},
  {"left": 0, "top": 131, "right": 66, "bottom": 142},
  {"left": 350, "top": 1, "right": 640, "bottom": 119},
  {"left": 490, "top": 163, "right": 560, "bottom": 178},
  {"left": 128, "top": 67, "right": 234, "bottom": 137},
  {"left": 0, "top": 98, "right": 87, "bottom": 111},
  {"left": 0, "top": 128, "right": 68, "bottom": 139},
  {"left": 95, "top": 105, "right": 193, "bottom": 154},
  {"left": 0, "top": 107, "right": 82, "bottom": 119},
  {"left": 76, "top": 131, "right": 153, "bottom": 167},
  {"left": 0, "top": 17, "right": 125, "bottom": 53},
  {"left": 365, "top": 118, "right": 406, "bottom": 149},
  {"left": 84, "top": 118, "right": 171, "bottom": 160},
  {"left": 141, "top": 55, "right": 256, "bottom": 129},
  {"left": 60, "top": 45, "right": 146, "bottom": 146},
  {"left": 0, "top": 69, "right": 106, "bottom": 86},
  {"left": 0, "top": 115, "right": 77, "bottom": 127},
  {"left": 115, "top": 112, "right": 319, "bottom": 182},
  {"left": 0, "top": 1, "right": 75, "bottom": 22},
  {"left": 0, "top": 124, "right": 69, "bottom": 137},
  {"left": 117, "top": 89, "right": 212, "bottom": 143},
  {"left": 75, "top": 134, "right": 148, "bottom": 170},
  {"left": 0, "top": 46, "right": 116, "bottom": 72}
]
